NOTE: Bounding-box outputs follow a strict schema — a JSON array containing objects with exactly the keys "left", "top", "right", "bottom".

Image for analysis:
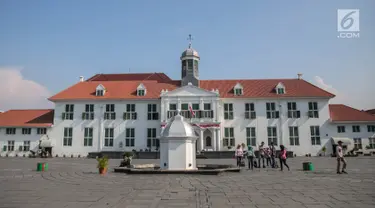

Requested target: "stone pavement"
[{"left": 0, "top": 157, "right": 374, "bottom": 208}]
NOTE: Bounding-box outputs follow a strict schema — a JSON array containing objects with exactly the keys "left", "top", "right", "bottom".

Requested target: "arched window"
[{"left": 205, "top": 136, "right": 212, "bottom": 147}]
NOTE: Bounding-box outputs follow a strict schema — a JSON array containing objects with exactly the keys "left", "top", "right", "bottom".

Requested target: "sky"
[{"left": 0, "top": 0, "right": 374, "bottom": 111}]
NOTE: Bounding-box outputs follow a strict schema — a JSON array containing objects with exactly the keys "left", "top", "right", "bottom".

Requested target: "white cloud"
[
  {"left": 0, "top": 67, "right": 53, "bottom": 111},
  {"left": 313, "top": 76, "right": 372, "bottom": 110}
]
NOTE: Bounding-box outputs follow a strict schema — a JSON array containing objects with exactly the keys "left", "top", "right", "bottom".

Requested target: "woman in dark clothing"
[{"left": 279, "top": 145, "right": 290, "bottom": 171}]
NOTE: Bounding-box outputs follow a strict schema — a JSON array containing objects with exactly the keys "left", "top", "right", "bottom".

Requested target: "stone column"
[
  {"left": 200, "top": 129, "right": 204, "bottom": 151},
  {"left": 212, "top": 128, "right": 217, "bottom": 151},
  {"left": 216, "top": 128, "right": 221, "bottom": 151}
]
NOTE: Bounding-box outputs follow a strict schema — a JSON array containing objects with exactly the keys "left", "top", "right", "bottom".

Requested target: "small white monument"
[{"left": 160, "top": 111, "right": 198, "bottom": 170}]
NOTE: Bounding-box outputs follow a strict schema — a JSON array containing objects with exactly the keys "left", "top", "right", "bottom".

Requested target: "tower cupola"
[{"left": 181, "top": 34, "right": 200, "bottom": 87}]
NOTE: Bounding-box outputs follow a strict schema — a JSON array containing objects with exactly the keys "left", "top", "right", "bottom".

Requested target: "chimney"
[
  {"left": 297, "top": 73, "right": 303, "bottom": 80},
  {"left": 79, "top": 76, "right": 84, "bottom": 82}
]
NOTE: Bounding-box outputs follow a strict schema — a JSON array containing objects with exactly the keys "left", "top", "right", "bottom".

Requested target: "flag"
[{"left": 189, "top": 104, "right": 195, "bottom": 117}]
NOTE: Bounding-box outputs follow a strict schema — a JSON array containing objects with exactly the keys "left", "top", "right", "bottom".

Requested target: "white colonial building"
[{"left": 1, "top": 41, "right": 375, "bottom": 157}]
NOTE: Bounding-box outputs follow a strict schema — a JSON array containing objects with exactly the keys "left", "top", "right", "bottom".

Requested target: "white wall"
[
  {"left": 50, "top": 100, "right": 161, "bottom": 157},
  {"left": 218, "top": 98, "right": 331, "bottom": 156},
  {"left": 0, "top": 127, "right": 51, "bottom": 157},
  {"left": 327, "top": 123, "right": 375, "bottom": 153}
]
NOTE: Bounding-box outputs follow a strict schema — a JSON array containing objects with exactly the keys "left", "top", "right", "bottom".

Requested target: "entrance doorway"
[{"left": 205, "top": 136, "right": 212, "bottom": 147}]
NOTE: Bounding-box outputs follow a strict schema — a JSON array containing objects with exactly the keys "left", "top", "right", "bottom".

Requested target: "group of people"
[{"left": 235, "top": 141, "right": 290, "bottom": 171}]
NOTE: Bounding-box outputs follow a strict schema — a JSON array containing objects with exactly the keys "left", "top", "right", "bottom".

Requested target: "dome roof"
[
  {"left": 161, "top": 112, "right": 197, "bottom": 138},
  {"left": 181, "top": 48, "right": 199, "bottom": 58}
]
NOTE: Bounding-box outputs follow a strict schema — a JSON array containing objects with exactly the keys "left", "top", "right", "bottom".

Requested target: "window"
[
  {"left": 267, "top": 127, "right": 277, "bottom": 145},
  {"left": 310, "top": 126, "right": 321, "bottom": 145},
  {"left": 201, "top": 103, "right": 213, "bottom": 118},
  {"left": 205, "top": 137, "right": 212, "bottom": 147},
  {"left": 137, "top": 89, "right": 145, "bottom": 96},
  {"left": 187, "top": 59, "right": 193, "bottom": 71},
  {"left": 147, "top": 128, "right": 159, "bottom": 148},
  {"left": 63, "top": 104, "right": 74, "bottom": 120},
  {"left": 289, "top": 127, "right": 299, "bottom": 146},
  {"left": 245, "top": 103, "right": 256, "bottom": 119},
  {"left": 337, "top": 126, "right": 346, "bottom": 133},
  {"left": 353, "top": 138, "right": 362, "bottom": 149},
  {"left": 287, "top": 102, "right": 300, "bottom": 118},
  {"left": 63, "top": 128, "right": 73, "bottom": 146},
  {"left": 7, "top": 141, "right": 15, "bottom": 151},
  {"left": 352, "top": 125, "right": 360, "bottom": 133},
  {"left": 82, "top": 104, "right": 94, "bottom": 120},
  {"left": 104, "top": 104, "right": 116, "bottom": 120},
  {"left": 147, "top": 104, "right": 159, "bottom": 120},
  {"left": 308, "top": 102, "right": 319, "bottom": 118},
  {"left": 104, "top": 128, "right": 114, "bottom": 147},
  {"left": 223, "top": 127, "right": 235, "bottom": 147},
  {"left": 123, "top": 104, "right": 137, "bottom": 120},
  {"left": 84, "top": 128, "right": 93, "bottom": 146},
  {"left": 266, "top": 103, "right": 279, "bottom": 119},
  {"left": 224, "top": 103, "right": 234, "bottom": 120},
  {"left": 180, "top": 103, "right": 190, "bottom": 118},
  {"left": 6, "top": 128, "right": 16, "bottom": 135},
  {"left": 234, "top": 88, "right": 243, "bottom": 95},
  {"left": 22, "top": 128, "right": 31, "bottom": 135},
  {"left": 367, "top": 125, "right": 375, "bottom": 132},
  {"left": 37, "top": 128, "right": 47, "bottom": 135},
  {"left": 168, "top": 104, "right": 178, "bottom": 118},
  {"left": 191, "top": 103, "right": 200, "bottom": 118},
  {"left": 277, "top": 88, "right": 285, "bottom": 94},
  {"left": 23, "top": 141, "right": 30, "bottom": 151},
  {"left": 246, "top": 127, "right": 256, "bottom": 146},
  {"left": 125, "top": 128, "right": 135, "bottom": 147},
  {"left": 96, "top": 89, "right": 104, "bottom": 96},
  {"left": 369, "top": 138, "right": 375, "bottom": 149}
]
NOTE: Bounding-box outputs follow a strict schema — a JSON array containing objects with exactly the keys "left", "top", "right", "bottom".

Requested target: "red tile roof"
[
  {"left": 329, "top": 104, "right": 375, "bottom": 122},
  {"left": 0, "top": 109, "right": 54, "bottom": 127},
  {"left": 49, "top": 73, "right": 335, "bottom": 101},
  {"left": 366, "top": 109, "right": 375, "bottom": 115}
]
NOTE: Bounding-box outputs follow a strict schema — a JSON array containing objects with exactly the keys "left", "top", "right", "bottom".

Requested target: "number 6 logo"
[{"left": 337, "top": 9, "right": 360, "bottom": 32}]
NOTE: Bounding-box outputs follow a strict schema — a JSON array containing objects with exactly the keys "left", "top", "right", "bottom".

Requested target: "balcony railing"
[{"left": 167, "top": 110, "right": 214, "bottom": 119}]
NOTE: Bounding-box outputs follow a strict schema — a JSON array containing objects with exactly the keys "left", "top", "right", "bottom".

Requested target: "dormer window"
[
  {"left": 137, "top": 83, "right": 146, "bottom": 96},
  {"left": 96, "top": 84, "right": 105, "bottom": 96},
  {"left": 234, "top": 83, "right": 243, "bottom": 96},
  {"left": 275, "top": 82, "right": 285, "bottom": 94}
]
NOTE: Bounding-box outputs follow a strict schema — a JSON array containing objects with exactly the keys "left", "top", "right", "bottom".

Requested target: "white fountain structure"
[{"left": 159, "top": 110, "right": 198, "bottom": 170}]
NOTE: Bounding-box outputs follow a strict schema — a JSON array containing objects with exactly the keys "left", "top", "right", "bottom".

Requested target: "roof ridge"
[
  {"left": 299, "top": 79, "right": 335, "bottom": 98},
  {"left": 335, "top": 104, "right": 375, "bottom": 117}
]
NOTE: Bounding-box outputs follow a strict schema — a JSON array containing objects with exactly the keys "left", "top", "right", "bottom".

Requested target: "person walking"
[
  {"left": 336, "top": 141, "right": 347, "bottom": 174},
  {"left": 246, "top": 145, "right": 255, "bottom": 170},
  {"left": 235, "top": 144, "right": 244, "bottom": 167},
  {"left": 279, "top": 145, "right": 290, "bottom": 171},
  {"left": 269, "top": 142, "right": 276, "bottom": 168},
  {"left": 258, "top": 142, "right": 266, "bottom": 168}
]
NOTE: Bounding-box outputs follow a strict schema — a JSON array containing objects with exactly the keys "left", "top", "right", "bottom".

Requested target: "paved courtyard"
[{"left": 0, "top": 157, "right": 374, "bottom": 208}]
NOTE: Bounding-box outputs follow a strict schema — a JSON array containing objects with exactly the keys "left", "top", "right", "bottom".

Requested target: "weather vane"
[{"left": 187, "top": 34, "right": 193, "bottom": 48}]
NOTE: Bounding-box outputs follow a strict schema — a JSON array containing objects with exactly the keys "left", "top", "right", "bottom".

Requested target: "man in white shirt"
[{"left": 336, "top": 141, "right": 347, "bottom": 174}]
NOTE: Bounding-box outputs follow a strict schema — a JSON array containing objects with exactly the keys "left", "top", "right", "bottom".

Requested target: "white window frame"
[
  {"left": 223, "top": 103, "right": 234, "bottom": 120},
  {"left": 310, "top": 126, "right": 321, "bottom": 145},
  {"left": 352, "top": 125, "right": 360, "bottom": 133},
  {"left": 353, "top": 138, "right": 362, "bottom": 149},
  {"left": 23, "top": 141, "right": 30, "bottom": 151},
  {"left": 287, "top": 102, "right": 300, "bottom": 118},
  {"left": 63, "top": 104, "right": 74, "bottom": 120},
  {"left": 223, "top": 127, "right": 235, "bottom": 147},
  {"left": 125, "top": 128, "right": 135, "bottom": 147},
  {"left": 6, "top": 128, "right": 16, "bottom": 135},
  {"left": 104, "top": 128, "right": 114, "bottom": 147},
  {"left": 245, "top": 103, "right": 256, "bottom": 119},
  {"left": 308, "top": 102, "right": 319, "bottom": 118},
  {"left": 246, "top": 127, "right": 256, "bottom": 146},
  {"left": 147, "top": 104, "right": 159, "bottom": 120},
  {"left": 7, "top": 140, "right": 15, "bottom": 151},
  {"left": 289, "top": 126, "right": 299, "bottom": 146},
  {"left": 369, "top": 138, "right": 375, "bottom": 149},
  {"left": 22, "top": 128, "right": 31, "bottom": 135},
  {"left": 147, "top": 128, "right": 159, "bottom": 148},
  {"left": 266, "top": 103, "right": 279, "bottom": 119},
  {"left": 267, "top": 127, "right": 278, "bottom": 145},
  {"left": 84, "top": 127, "right": 93, "bottom": 146},
  {"left": 124, "top": 104, "right": 137, "bottom": 120},
  {"left": 37, "top": 128, "right": 47, "bottom": 135},
  {"left": 82, "top": 104, "right": 94, "bottom": 120},
  {"left": 337, "top": 126, "right": 346, "bottom": 133},
  {"left": 104, "top": 104, "right": 116, "bottom": 120},
  {"left": 368, "top": 125, "right": 375, "bottom": 132},
  {"left": 63, "top": 127, "right": 73, "bottom": 146}
]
